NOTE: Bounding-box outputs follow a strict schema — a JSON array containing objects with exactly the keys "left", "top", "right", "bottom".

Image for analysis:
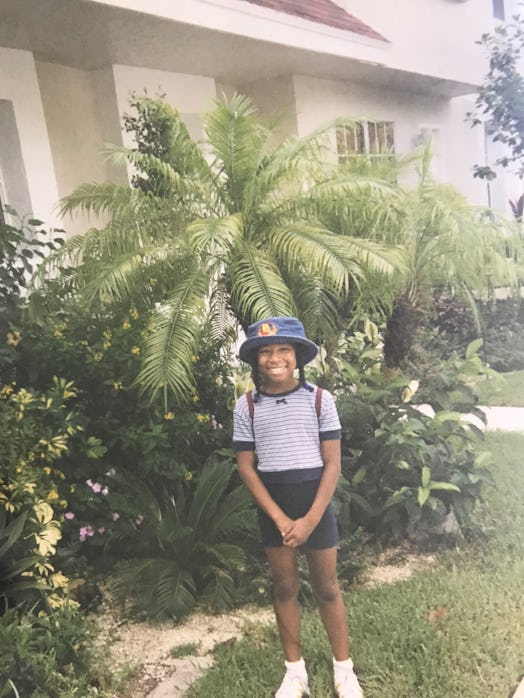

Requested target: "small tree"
[{"left": 467, "top": 7, "right": 524, "bottom": 181}]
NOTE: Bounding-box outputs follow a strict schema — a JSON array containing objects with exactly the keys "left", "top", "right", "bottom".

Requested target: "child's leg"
[
  {"left": 305, "top": 546, "right": 350, "bottom": 660},
  {"left": 265, "top": 546, "right": 302, "bottom": 661}
]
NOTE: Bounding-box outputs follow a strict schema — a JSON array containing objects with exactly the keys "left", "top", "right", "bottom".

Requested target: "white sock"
[
  {"left": 285, "top": 658, "right": 307, "bottom": 679},
  {"left": 333, "top": 657, "right": 354, "bottom": 674}
]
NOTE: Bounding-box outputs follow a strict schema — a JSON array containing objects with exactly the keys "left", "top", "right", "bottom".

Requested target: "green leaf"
[
  {"left": 466, "top": 338, "right": 484, "bottom": 358},
  {"left": 417, "top": 486, "right": 430, "bottom": 507}
]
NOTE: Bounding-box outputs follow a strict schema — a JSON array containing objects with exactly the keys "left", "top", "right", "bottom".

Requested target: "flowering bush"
[
  {"left": 0, "top": 377, "right": 96, "bottom": 610},
  {"left": 15, "top": 301, "right": 235, "bottom": 565}
]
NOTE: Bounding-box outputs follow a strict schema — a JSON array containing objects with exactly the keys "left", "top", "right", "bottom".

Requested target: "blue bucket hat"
[{"left": 239, "top": 316, "right": 318, "bottom": 365}]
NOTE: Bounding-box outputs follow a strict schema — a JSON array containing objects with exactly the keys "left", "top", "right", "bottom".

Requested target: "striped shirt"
[{"left": 232, "top": 384, "right": 341, "bottom": 483}]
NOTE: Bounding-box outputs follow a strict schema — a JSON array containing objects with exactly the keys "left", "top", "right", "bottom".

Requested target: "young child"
[{"left": 233, "top": 316, "right": 363, "bottom": 698}]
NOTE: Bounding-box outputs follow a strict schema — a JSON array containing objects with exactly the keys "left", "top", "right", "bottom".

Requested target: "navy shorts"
[{"left": 257, "top": 479, "right": 339, "bottom": 550}]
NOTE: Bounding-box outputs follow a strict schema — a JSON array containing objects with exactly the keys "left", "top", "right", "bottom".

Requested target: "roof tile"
[{"left": 242, "top": 0, "right": 387, "bottom": 42}]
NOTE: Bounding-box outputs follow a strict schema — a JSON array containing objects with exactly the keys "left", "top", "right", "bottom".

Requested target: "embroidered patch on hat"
[{"left": 257, "top": 322, "right": 278, "bottom": 337}]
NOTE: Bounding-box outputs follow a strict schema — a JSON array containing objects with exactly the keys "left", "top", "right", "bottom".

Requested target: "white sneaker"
[
  {"left": 275, "top": 671, "right": 310, "bottom": 698},
  {"left": 334, "top": 664, "right": 364, "bottom": 698}
]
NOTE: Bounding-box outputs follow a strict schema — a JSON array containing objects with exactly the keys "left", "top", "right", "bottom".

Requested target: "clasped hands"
[{"left": 277, "top": 515, "right": 316, "bottom": 548}]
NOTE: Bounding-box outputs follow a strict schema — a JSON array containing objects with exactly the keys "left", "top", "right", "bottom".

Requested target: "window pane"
[{"left": 493, "top": 0, "right": 505, "bottom": 20}]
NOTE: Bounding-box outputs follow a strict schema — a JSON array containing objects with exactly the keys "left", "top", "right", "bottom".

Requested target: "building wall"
[
  {"left": 111, "top": 64, "right": 217, "bottom": 147},
  {"left": 0, "top": 48, "right": 60, "bottom": 226},
  {"left": 338, "top": 0, "right": 494, "bottom": 84},
  {"left": 292, "top": 73, "right": 490, "bottom": 205},
  {"left": 36, "top": 61, "right": 110, "bottom": 235}
]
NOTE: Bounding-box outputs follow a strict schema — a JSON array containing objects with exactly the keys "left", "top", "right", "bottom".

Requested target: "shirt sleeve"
[
  {"left": 318, "top": 389, "right": 342, "bottom": 440},
  {"left": 232, "top": 394, "right": 255, "bottom": 451}
]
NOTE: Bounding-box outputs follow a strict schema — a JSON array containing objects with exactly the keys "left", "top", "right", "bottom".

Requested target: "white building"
[{"left": 0, "top": 0, "right": 519, "bottom": 233}]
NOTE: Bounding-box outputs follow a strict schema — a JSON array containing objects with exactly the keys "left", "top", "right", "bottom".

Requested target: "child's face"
[{"left": 257, "top": 343, "right": 297, "bottom": 392}]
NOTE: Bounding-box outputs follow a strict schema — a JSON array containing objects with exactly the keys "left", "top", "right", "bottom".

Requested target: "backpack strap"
[
  {"left": 246, "top": 387, "right": 322, "bottom": 422},
  {"left": 245, "top": 389, "right": 254, "bottom": 421},
  {"left": 315, "top": 386, "right": 323, "bottom": 419}
]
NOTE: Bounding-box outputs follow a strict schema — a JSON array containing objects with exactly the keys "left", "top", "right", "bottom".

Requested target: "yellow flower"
[
  {"left": 196, "top": 413, "right": 210, "bottom": 423},
  {"left": 6, "top": 331, "right": 21, "bottom": 347},
  {"left": 70, "top": 484, "right": 76, "bottom": 493},
  {"left": 130, "top": 307, "right": 139, "bottom": 320},
  {"left": 184, "top": 471, "right": 193, "bottom": 482},
  {"left": 103, "top": 329, "right": 112, "bottom": 340},
  {"left": 103, "top": 341, "right": 111, "bottom": 350},
  {"left": 191, "top": 355, "right": 199, "bottom": 363},
  {"left": 34, "top": 522, "right": 62, "bottom": 556},
  {"left": 1, "top": 385, "right": 13, "bottom": 398},
  {"left": 131, "top": 346, "right": 140, "bottom": 355},
  {"left": 79, "top": 340, "right": 89, "bottom": 347},
  {"left": 50, "top": 572, "right": 69, "bottom": 589},
  {"left": 113, "top": 381, "right": 123, "bottom": 391},
  {"left": 59, "top": 499, "right": 68, "bottom": 508},
  {"left": 163, "top": 411, "right": 175, "bottom": 421},
  {"left": 122, "top": 320, "right": 131, "bottom": 330},
  {"left": 53, "top": 329, "right": 63, "bottom": 338},
  {"left": 34, "top": 501, "right": 54, "bottom": 524},
  {"left": 101, "top": 293, "right": 110, "bottom": 305},
  {"left": 47, "top": 489, "right": 59, "bottom": 501},
  {"left": 93, "top": 352, "right": 104, "bottom": 362},
  {"left": 47, "top": 594, "right": 67, "bottom": 609},
  {"left": 43, "top": 466, "right": 52, "bottom": 475},
  {"left": 147, "top": 323, "right": 155, "bottom": 332},
  {"left": 149, "top": 278, "right": 157, "bottom": 286}
]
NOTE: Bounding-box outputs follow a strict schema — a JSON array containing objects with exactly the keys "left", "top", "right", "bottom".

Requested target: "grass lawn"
[
  {"left": 474, "top": 370, "right": 524, "bottom": 407},
  {"left": 188, "top": 432, "right": 524, "bottom": 698}
]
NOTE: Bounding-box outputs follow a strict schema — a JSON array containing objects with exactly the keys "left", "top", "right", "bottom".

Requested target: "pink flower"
[
  {"left": 112, "top": 512, "right": 120, "bottom": 521},
  {"left": 97, "top": 527, "right": 105, "bottom": 534},
  {"left": 135, "top": 515, "right": 144, "bottom": 526},
  {"left": 86, "top": 479, "right": 93, "bottom": 487},
  {"left": 101, "top": 486, "right": 109, "bottom": 496},
  {"left": 64, "top": 512, "right": 75, "bottom": 520},
  {"left": 79, "top": 525, "right": 95, "bottom": 542},
  {"left": 91, "top": 482, "right": 102, "bottom": 493}
]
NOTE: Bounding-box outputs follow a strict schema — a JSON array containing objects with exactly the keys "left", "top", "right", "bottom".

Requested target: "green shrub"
[
  {"left": 0, "top": 605, "right": 116, "bottom": 697},
  {"left": 325, "top": 323, "right": 495, "bottom": 541},
  {"left": 112, "top": 453, "right": 256, "bottom": 620}
]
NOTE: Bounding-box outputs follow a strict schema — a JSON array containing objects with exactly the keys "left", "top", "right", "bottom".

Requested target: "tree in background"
[{"left": 467, "top": 8, "right": 524, "bottom": 182}]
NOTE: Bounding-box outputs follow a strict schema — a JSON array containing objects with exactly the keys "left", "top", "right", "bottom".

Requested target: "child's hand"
[{"left": 282, "top": 517, "right": 314, "bottom": 548}]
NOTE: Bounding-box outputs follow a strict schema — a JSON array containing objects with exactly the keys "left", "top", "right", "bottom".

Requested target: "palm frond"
[
  {"left": 59, "top": 182, "right": 146, "bottom": 218},
  {"left": 228, "top": 243, "right": 297, "bottom": 323},
  {"left": 204, "top": 93, "right": 268, "bottom": 211},
  {"left": 139, "top": 265, "right": 210, "bottom": 402},
  {"left": 186, "top": 213, "right": 244, "bottom": 258},
  {"left": 188, "top": 459, "right": 234, "bottom": 532}
]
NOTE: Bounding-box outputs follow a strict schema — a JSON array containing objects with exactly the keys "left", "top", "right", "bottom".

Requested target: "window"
[
  {"left": 493, "top": 0, "right": 505, "bottom": 20},
  {"left": 336, "top": 120, "right": 395, "bottom": 165}
]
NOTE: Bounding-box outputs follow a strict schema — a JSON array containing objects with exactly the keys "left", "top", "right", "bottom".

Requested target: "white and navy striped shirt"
[{"left": 233, "top": 384, "right": 341, "bottom": 483}]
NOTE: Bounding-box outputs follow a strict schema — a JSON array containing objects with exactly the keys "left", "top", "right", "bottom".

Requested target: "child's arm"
[
  {"left": 281, "top": 439, "right": 341, "bottom": 548},
  {"left": 236, "top": 450, "right": 294, "bottom": 539}
]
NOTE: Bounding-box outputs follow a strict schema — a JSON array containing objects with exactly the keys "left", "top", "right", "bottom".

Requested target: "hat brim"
[{"left": 239, "top": 335, "right": 318, "bottom": 365}]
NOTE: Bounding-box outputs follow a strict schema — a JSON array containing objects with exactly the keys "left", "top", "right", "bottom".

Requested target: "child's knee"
[
  {"left": 312, "top": 579, "right": 340, "bottom": 605},
  {"left": 272, "top": 577, "right": 300, "bottom": 603}
]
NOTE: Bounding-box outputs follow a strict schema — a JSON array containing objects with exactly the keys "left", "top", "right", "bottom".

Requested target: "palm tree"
[
  {"left": 381, "top": 148, "right": 520, "bottom": 366},
  {"left": 31, "top": 94, "right": 401, "bottom": 402}
]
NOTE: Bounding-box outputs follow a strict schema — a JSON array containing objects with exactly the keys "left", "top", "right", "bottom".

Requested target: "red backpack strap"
[
  {"left": 245, "top": 389, "right": 254, "bottom": 422},
  {"left": 315, "top": 387, "right": 323, "bottom": 418}
]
